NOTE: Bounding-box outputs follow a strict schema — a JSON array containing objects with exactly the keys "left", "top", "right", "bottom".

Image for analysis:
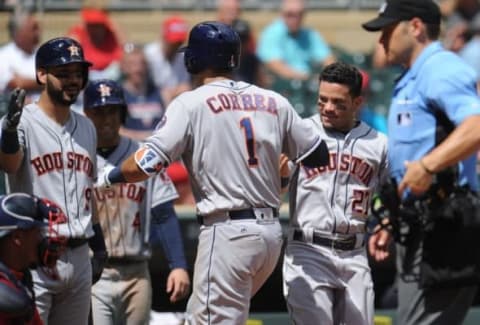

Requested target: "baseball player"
[
  {"left": 83, "top": 79, "right": 190, "bottom": 324},
  {"left": 282, "top": 62, "right": 390, "bottom": 325},
  {"left": 0, "top": 192, "right": 68, "bottom": 325},
  {"left": 96, "top": 21, "right": 329, "bottom": 325},
  {"left": 0, "top": 37, "right": 107, "bottom": 325}
]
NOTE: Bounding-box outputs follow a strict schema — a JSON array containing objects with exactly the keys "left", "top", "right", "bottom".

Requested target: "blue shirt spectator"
[{"left": 256, "top": 0, "right": 334, "bottom": 81}]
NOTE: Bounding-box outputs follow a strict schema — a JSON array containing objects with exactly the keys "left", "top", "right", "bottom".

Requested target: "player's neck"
[
  {"left": 37, "top": 95, "right": 71, "bottom": 125},
  {"left": 203, "top": 75, "right": 233, "bottom": 85}
]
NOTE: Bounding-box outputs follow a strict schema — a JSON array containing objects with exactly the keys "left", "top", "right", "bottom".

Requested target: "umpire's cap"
[
  {"left": 362, "top": 0, "right": 441, "bottom": 32},
  {"left": 0, "top": 193, "right": 49, "bottom": 238}
]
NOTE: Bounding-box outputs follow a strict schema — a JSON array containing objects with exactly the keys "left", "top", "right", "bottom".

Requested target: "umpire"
[{"left": 363, "top": 0, "right": 480, "bottom": 324}]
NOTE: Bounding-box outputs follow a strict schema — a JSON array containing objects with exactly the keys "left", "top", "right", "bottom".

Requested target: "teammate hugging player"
[
  {"left": 283, "top": 62, "right": 390, "bottom": 325},
  {"left": 0, "top": 37, "right": 107, "bottom": 325}
]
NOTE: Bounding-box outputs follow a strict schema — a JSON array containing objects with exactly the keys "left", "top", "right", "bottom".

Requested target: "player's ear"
[
  {"left": 353, "top": 95, "right": 364, "bottom": 111},
  {"left": 36, "top": 68, "right": 47, "bottom": 85}
]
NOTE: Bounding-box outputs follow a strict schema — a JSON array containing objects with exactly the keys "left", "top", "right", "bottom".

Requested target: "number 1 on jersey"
[{"left": 239, "top": 117, "right": 259, "bottom": 167}]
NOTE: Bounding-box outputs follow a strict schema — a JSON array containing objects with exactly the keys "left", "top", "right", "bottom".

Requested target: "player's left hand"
[
  {"left": 398, "top": 160, "right": 434, "bottom": 197},
  {"left": 368, "top": 225, "right": 392, "bottom": 262},
  {"left": 166, "top": 268, "right": 190, "bottom": 303}
]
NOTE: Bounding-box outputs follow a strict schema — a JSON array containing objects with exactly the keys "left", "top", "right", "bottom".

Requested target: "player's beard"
[{"left": 47, "top": 78, "right": 80, "bottom": 107}]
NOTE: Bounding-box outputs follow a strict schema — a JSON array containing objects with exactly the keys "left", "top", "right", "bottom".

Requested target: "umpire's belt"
[
  {"left": 67, "top": 237, "right": 88, "bottom": 248},
  {"left": 197, "top": 208, "right": 279, "bottom": 226},
  {"left": 292, "top": 229, "right": 364, "bottom": 251}
]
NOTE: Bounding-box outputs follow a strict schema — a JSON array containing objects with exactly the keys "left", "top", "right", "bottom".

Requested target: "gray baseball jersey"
[
  {"left": 4, "top": 103, "right": 97, "bottom": 239},
  {"left": 92, "top": 136, "right": 178, "bottom": 325},
  {"left": 94, "top": 136, "right": 178, "bottom": 259},
  {"left": 289, "top": 116, "right": 389, "bottom": 234},
  {"left": 284, "top": 115, "right": 389, "bottom": 325},
  {"left": 145, "top": 79, "right": 322, "bottom": 215},
  {"left": 2, "top": 102, "right": 97, "bottom": 325}
]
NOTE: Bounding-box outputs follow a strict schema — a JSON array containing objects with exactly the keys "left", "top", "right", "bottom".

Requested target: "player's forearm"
[
  {"left": 421, "top": 115, "right": 480, "bottom": 173},
  {"left": 0, "top": 150, "right": 23, "bottom": 174},
  {"left": 151, "top": 201, "right": 188, "bottom": 270}
]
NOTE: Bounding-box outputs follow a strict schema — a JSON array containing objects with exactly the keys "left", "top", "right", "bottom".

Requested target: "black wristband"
[
  {"left": 89, "top": 223, "right": 107, "bottom": 253},
  {"left": 1, "top": 129, "right": 19, "bottom": 154},
  {"left": 281, "top": 177, "right": 290, "bottom": 188},
  {"left": 108, "top": 167, "right": 126, "bottom": 185}
]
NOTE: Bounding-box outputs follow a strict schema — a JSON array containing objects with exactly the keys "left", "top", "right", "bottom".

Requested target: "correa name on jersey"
[
  {"left": 30, "top": 151, "right": 94, "bottom": 177},
  {"left": 94, "top": 184, "right": 146, "bottom": 204},
  {"left": 206, "top": 93, "right": 279, "bottom": 115},
  {"left": 302, "top": 152, "right": 374, "bottom": 186}
]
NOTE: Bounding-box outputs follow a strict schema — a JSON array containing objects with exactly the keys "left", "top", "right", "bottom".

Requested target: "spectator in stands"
[
  {"left": 0, "top": 9, "right": 42, "bottom": 102},
  {"left": 459, "top": 14, "right": 480, "bottom": 90},
  {"left": 123, "top": 43, "right": 194, "bottom": 205},
  {"left": 358, "top": 69, "right": 388, "bottom": 134},
  {"left": 68, "top": 7, "right": 124, "bottom": 80},
  {"left": 231, "top": 19, "right": 266, "bottom": 86},
  {"left": 256, "top": 0, "right": 335, "bottom": 82},
  {"left": 442, "top": 0, "right": 480, "bottom": 52},
  {"left": 216, "top": 0, "right": 241, "bottom": 26},
  {"left": 144, "top": 15, "right": 191, "bottom": 105},
  {"left": 120, "top": 43, "right": 165, "bottom": 141}
]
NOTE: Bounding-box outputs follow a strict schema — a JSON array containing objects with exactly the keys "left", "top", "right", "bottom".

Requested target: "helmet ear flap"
[{"left": 184, "top": 48, "right": 201, "bottom": 74}]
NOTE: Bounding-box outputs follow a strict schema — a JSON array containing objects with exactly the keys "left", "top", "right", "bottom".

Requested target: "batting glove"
[
  {"left": 95, "top": 165, "right": 115, "bottom": 189},
  {"left": 2, "top": 88, "right": 26, "bottom": 131}
]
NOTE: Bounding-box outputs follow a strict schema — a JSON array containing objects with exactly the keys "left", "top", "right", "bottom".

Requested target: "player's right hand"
[
  {"left": 166, "top": 268, "right": 190, "bottom": 303},
  {"left": 3, "top": 88, "right": 26, "bottom": 131},
  {"left": 368, "top": 225, "right": 392, "bottom": 262}
]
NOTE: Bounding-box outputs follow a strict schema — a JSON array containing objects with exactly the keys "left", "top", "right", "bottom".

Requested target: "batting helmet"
[
  {"left": 0, "top": 193, "right": 48, "bottom": 238},
  {"left": 35, "top": 37, "right": 92, "bottom": 88},
  {"left": 182, "top": 21, "right": 241, "bottom": 74},
  {"left": 83, "top": 79, "right": 127, "bottom": 123}
]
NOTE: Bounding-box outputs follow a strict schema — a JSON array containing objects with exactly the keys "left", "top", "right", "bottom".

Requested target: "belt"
[
  {"left": 106, "top": 257, "right": 147, "bottom": 265},
  {"left": 197, "top": 208, "right": 279, "bottom": 226},
  {"left": 293, "top": 229, "right": 363, "bottom": 251},
  {"left": 67, "top": 238, "right": 88, "bottom": 248}
]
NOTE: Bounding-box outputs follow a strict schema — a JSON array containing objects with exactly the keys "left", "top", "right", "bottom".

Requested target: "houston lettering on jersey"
[
  {"left": 206, "top": 93, "right": 278, "bottom": 115},
  {"left": 31, "top": 152, "right": 94, "bottom": 177},
  {"left": 302, "top": 152, "right": 374, "bottom": 185},
  {"left": 94, "top": 183, "right": 146, "bottom": 204}
]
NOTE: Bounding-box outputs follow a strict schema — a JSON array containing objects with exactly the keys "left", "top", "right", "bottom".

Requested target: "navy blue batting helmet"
[
  {"left": 83, "top": 79, "right": 127, "bottom": 123},
  {"left": 182, "top": 21, "right": 241, "bottom": 74},
  {"left": 35, "top": 37, "right": 92, "bottom": 87},
  {"left": 0, "top": 193, "right": 48, "bottom": 238}
]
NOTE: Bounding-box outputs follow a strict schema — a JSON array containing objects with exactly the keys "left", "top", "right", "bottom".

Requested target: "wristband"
[
  {"left": 419, "top": 159, "right": 434, "bottom": 175},
  {"left": 88, "top": 223, "right": 107, "bottom": 253},
  {"left": 1, "top": 129, "right": 19, "bottom": 154},
  {"left": 107, "top": 167, "right": 126, "bottom": 185}
]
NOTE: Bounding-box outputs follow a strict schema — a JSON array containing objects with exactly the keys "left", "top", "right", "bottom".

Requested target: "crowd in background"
[{"left": 1, "top": 0, "right": 480, "bottom": 313}]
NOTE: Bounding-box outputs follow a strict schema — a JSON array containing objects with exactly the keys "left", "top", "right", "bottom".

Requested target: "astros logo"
[
  {"left": 67, "top": 44, "right": 80, "bottom": 57},
  {"left": 135, "top": 148, "right": 163, "bottom": 174},
  {"left": 98, "top": 84, "right": 112, "bottom": 98}
]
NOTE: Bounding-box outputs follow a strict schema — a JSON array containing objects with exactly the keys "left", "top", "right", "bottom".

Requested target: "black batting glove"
[{"left": 3, "top": 88, "right": 26, "bottom": 131}]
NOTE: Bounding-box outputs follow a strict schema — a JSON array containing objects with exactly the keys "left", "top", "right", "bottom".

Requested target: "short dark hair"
[
  {"left": 319, "top": 62, "right": 363, "bottom": 97},
  {"left": 425, "top": 23, "right": 441, "bottom": 40}
]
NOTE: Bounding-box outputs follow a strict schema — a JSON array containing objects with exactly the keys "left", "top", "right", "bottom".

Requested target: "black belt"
[
  {"left": 293, "top": 229, "right": 361, "bottom": 251},
  {"left": 67, "top": 238, "right": 88, "bottom": 248},
  {"left": 106, "top": 257, "right": 146, "bottom": 265},
  {"left": 197, "top": 208, "right": 279, "bottom": 225}
]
